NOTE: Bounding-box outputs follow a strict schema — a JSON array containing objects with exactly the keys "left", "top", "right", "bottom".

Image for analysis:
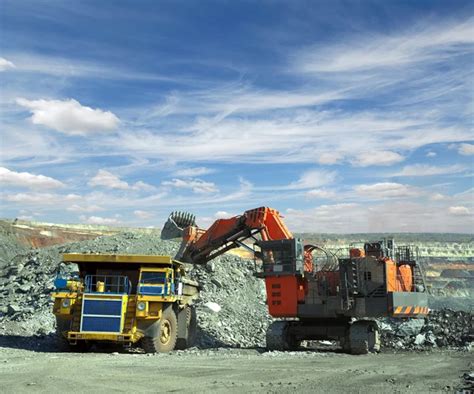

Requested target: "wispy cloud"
[
  {"left": 162, "top": 178, "right": 218, "bottom": 194},
  {"left": 354, "top": 182, "right": 421, "bottom": 199},
  {"left": 458, "top": 143, "right": 474, "bottom": 156},
  {"left": 351, "top": 151, "right": 404, "bottom": 167},
  {"left": 394, "top": 164, "right": 467, "bottom": 177},
  {"left": 173, "top": 167, "right": 215, "bottom": 177},
  {"left": 295, "top": 18, "right": 474, "bottom": 73}
]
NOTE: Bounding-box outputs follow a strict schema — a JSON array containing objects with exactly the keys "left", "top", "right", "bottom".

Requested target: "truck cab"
[{"left": 52, "top": 254, "right": 199, "bottom": 352}]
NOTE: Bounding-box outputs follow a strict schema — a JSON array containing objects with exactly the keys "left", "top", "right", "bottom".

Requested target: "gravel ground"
[{"left": 0, "top": 347, "right": 471, "bottom": 393}]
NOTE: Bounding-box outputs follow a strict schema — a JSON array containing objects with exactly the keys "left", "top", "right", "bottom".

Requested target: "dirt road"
[{"left": 0, "top": 346, "right": 471, "bottom": 393}]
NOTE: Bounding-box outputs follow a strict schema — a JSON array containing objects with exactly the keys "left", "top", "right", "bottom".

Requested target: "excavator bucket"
[{"left": 161, "top": 211, "right": 196, "bottom": 240}]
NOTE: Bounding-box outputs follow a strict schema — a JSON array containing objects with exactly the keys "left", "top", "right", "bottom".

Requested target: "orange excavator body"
[{"left": 162, "top": 205, "right": 429, "bottom": 350}]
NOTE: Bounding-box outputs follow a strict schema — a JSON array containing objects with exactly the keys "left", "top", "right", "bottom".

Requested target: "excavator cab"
[{"left": 256, "top": 239, "right": 305, "bottom": 276}]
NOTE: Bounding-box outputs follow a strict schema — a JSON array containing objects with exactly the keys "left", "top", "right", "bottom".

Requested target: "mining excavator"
[{"left": 162, "top": 207, "right": 429, "bottom": 354}]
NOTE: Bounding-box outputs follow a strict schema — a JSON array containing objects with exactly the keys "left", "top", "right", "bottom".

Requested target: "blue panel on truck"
[
  {"left": 139, "top": 285, "right": 165, "bottom": 295},
  {"left": 82, "top": 316, "right": 121, "bottom": 332},
  {"left": 83, "top": 299, "right": 122, "bottom": 316}
]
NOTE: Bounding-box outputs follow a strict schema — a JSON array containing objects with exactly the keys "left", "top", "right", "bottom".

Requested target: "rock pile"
[
  {"left": 0, "top": 232, "right": 270, "bottom": 348},
  {"left": 379, "top": 309, "right": 473, "bottom": 350},
  {"left": 188, "top": 256, "right": 271, "bottom": 348}
]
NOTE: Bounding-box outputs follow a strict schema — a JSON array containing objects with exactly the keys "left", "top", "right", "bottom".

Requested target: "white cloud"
[
  {"left": 426, "top": 151, "right": 437, "bottom": 158},
  {"left": 458, "top": 143, "right": 474, "bottom": 156},
  {"left": 4, "top": 192, "right": 80, "bottom": 205},
  {"left": 88, "top": 170, "right": 154, "bottom": 191},
  {"left": 287, "top": 169, "right": 336, "bottom": 190},
  {"left": 67, "top": 204, "right": 103, "bottom": 213},
  {"left": 162, "top": 178, "right": 218, "bottom": 194},
  {"left": 80, "top": 215, "right": 122, "bottom": 225},
  {"left": 285, "top": 199, "right": 473, "bottom": 233},
  {"left": 109, "top": 109, "right": 471, "bottom": 166},
  {"left": 0, "top": 167, "right": 64, "bottom": 189},
  {"left": 16, "top": 98, "right": 120, "bottom": 135},
  {"left": 173, "top": 167, "right": 215, "bottom": 177},
  {"left": 131, "top": 180, "right": 156, "bottom": 192},
  {"left": 214, "top": 211, "right": 231, "bottom": 219},
  {"left": 134, "top": 210, "right": 154, "bottom": 220},
  {"left": 89, "top": 170, "right": 129, "bottom": 190},
  {"left": 354, "top": 182, "right": 420, "bottom": 199},
  {"left": 305, "top": 189, "right": 336, "bottom": 199},
  {"left": 0, "top": 57, "right": 15, "bottom": 71},
  {"left": 430, "top": 193, "right": 447, "bottom": 201},
  {"left": 395, "top": 164, "right": 467, "bottom": 177},
  {"left": 316, "top": 152, "right": 344, "bottom": 165},
  {"left": 352, "top": 151, "right": 404, "bottom": 167},
  {"left": 448, "top": 206, "right": 471, "bottom": 216}
]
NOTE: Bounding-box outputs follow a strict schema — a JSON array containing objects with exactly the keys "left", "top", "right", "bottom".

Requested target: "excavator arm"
[
  {"left": 162, "top": 207, "right": 294, "bottom": 265},
  {"left": 162, "top": 206, "right": 320, "bottom": 273}
]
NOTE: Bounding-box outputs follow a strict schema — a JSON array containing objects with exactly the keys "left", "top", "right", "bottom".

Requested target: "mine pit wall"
[{"left": 0, "top": 219, "right": 158, "bottom": 248}]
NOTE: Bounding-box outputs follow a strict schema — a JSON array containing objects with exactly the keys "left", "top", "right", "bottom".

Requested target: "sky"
[{"left": 0, "top": 0, "right": 473, "bottom": 233}]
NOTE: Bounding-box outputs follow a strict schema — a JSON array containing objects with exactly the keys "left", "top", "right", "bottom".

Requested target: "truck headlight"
[
  {"left": 137, "top": 301, "right": 147, "bottom": 311},
  {"left": 61, "top": 298, "right": 71, "bottom": 308}
]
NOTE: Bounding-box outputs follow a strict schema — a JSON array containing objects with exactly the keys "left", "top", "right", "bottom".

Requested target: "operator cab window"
[{"left": 141, "top": 272, "right": 166, "bottom": 284}]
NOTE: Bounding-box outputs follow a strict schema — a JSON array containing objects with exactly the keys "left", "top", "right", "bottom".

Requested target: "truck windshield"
[{"left": 141, "top": 272, "right": 166, "bottom": 284}]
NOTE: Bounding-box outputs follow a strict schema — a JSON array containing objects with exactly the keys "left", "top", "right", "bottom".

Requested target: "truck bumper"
[{"left": 67, "top": 331, "right": 141, "bottom": 343}]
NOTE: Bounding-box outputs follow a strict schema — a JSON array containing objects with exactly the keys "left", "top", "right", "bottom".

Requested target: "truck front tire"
[{"left": 141, "top": 306, "right": 178, "bottom": 353}]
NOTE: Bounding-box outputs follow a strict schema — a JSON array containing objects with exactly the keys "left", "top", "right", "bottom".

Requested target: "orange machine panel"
[
  {"left": 385, "top": 259, "right": 398, "bottom": 292},
  {"left": 265, "top": 275, "right": 299, "bottom": 317},
  {"left": 397, "top": 264, "right": 413, "bottom": 292}
]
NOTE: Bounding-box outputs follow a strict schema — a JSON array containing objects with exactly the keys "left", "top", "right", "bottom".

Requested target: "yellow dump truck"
[{"left": 52, "top": 253, "right": 199, "bottom": 352}]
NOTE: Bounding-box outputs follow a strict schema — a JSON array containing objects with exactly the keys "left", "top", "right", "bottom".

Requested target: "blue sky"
[{"left": 0, "top": 0, "right": 473, "bottom": 232}]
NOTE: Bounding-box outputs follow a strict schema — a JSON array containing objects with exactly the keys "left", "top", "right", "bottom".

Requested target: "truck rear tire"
[
  {"left": 176, "top": 305, "right": 197, "bottom": 350},
  {"left": 141, "top": 306, "right": 178, "bottom": 353}
]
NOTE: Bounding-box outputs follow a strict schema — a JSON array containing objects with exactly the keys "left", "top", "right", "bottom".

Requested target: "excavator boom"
[{"left": 164, "top": 207, "right": 293, "bottom": 265}]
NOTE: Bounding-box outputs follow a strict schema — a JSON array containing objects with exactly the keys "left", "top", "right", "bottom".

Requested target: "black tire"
[
  {"left": 56, "top": 318, "right": 92, "bottom": 352},
  {"left": 55, "top": 317, "right": 72, "bottom": 352},
  {"left": 346, "top": 321, "right": 380, "bottom": 355},
  {"left": 176, "top": 305, "right": 197, "bottom": 350},
  {"left": 266, "top": 321, "right": 300, "bottom": 351},
  {"left": 141, "top": 306, "right": 178, "bottom": 353}
]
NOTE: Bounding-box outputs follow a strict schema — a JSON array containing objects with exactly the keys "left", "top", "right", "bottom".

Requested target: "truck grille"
[{"left": 80, "top": 295, "right": 124, "bottom": 333}]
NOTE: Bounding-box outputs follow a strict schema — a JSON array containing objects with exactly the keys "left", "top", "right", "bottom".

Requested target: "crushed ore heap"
[
  {"left": 0, "top": 232, "right": 472, "bottom": 350},
  {"left": 379, "top": 309, "right": 473, "bottom": 350}
]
